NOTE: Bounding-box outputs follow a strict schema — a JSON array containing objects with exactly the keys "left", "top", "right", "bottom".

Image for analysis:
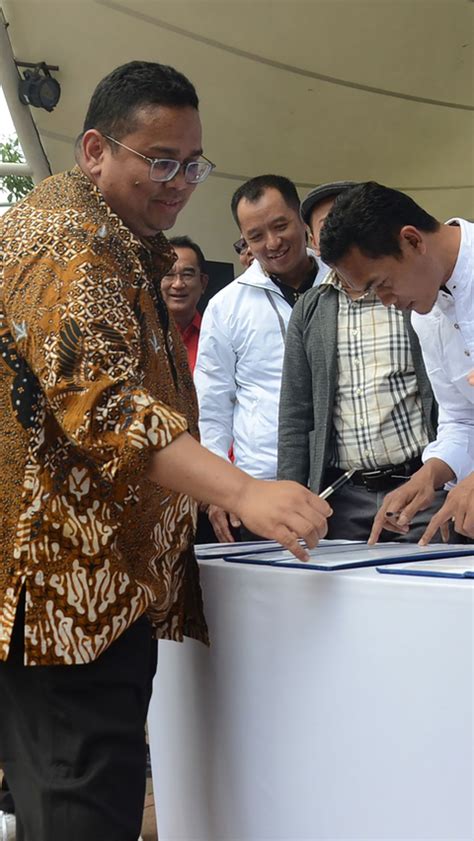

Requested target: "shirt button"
[
  {"left": 454, "top": 323, "right": 460, "bottom": 329},
  {"left": 352, "top": 329, "right": 358, "bottom": 336},
  {"left": 464, "top": 350, "right": 470, "bottom": 356},
  {"left": 354, "top": 358, "right": 360, "bottom": 365}
]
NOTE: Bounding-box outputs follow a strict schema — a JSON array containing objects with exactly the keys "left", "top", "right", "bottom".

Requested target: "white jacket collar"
[{"left": 237, "top": 248, "right": 321, "bottom": 292}]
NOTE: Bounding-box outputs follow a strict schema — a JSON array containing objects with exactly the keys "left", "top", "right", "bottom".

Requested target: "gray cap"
[{"left": 301, "top": 180, "right": 358, "bottom": 226}]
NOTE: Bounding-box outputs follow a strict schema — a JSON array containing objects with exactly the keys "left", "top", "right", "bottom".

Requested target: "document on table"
[
  {"left": 225, "top": 543, "right": 474, "bottom": 571},
  {"left": 194, "top": 538, "right": 363, "bottom": 560},
  {"left": 377, "top": 557, "right": 474, "bottom": 579}
]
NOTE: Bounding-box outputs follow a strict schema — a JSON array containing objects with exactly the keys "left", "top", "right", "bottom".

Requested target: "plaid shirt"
[{"left": 326, "top": 272, "right": 429, "bottom": 471}]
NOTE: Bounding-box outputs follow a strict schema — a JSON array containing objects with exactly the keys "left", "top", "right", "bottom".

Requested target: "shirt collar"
[
  {"left": 189, "top": 310, "right": 202, "bottom": 331},
  {"left": 263, "top": 254, "right": 317, "bottom": 286},
  {"left": 178, "top": 310, "right": 202, "bottom": 337},
  {"left": 324, "top": 268, "right": 375, "bottom": 302},
  {"left": 442, "top": 218, "right": 470, "bottom": 298}
]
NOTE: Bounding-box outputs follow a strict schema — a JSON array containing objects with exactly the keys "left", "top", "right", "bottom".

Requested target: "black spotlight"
[{"left": 18, "top": 62, "right": 61, "bottom": 112}]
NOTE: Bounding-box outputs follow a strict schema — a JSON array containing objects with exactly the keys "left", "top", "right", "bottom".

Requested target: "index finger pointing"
[
  {"left": 418, "top": 508, "right": 450, "bottom": 546},
  {"left": 275, "top": 526, "right": 309, "bottom": 562},
  {"left": 368, "top": 495, "right": 398, "bottom": 544}
]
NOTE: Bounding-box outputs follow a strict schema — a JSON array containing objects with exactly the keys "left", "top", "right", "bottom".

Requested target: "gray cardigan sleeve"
[{"left": 277, "top": 300, "right": 314, "bottom": 486}]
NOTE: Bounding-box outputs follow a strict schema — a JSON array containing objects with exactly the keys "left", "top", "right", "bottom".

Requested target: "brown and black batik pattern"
[{"left": 0, "top": 167, "right": 208, "bottom": 665}]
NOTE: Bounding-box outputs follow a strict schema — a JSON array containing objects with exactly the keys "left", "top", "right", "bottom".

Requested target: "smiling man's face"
[
  {"left": 334, "top": 228, "right": 442, "bottom": 314},
  {"left": 161, "top": 246, "right": 207, "bottom": 328},
  {"left": 236, "top": 187, "right": 307, "bottom": 283},
  {"left": 84, "top": 104, "right": 202, "bottom": 238}
]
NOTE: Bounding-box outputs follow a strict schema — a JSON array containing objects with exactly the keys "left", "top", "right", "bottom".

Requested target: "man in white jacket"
[{"left": 194, "top": 174, "right": 323, "bottom": 541}]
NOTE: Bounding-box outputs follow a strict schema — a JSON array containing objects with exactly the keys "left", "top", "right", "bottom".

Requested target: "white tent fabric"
[{"left": 2, "top": 0, "right": 473, "bottom": 269}]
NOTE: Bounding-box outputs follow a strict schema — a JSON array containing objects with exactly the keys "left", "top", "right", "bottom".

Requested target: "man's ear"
[
  {"left": 307, "top": 226, "right": 321, "bottom": 256},
  {"left": 200, "top": 274, "right": 209, "bottom": 295},
  {"left": 400, "top": 225, "right": 426, "bottom": 255},
  {"left": 81, "top": 130, "right": 108, "bottom": 177}
]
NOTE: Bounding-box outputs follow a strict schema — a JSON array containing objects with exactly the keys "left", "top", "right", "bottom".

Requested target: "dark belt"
[{"left": 324, "top": 456, "right": 423, "bottom": 493}]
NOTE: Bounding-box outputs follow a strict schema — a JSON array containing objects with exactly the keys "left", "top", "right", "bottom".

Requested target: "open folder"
[
  {"left": 223, "top": 543, "right": 474, "bottom": 571},
  {"left": 377, "top": 557, "right": 474, "bottom": 579}
]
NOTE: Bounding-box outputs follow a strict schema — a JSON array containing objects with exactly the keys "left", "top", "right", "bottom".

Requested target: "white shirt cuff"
[{"left": 422, "top": 440, "right": 474, "bottom": 484}]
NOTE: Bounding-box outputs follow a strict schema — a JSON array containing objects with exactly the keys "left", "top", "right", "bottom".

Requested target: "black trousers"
[
  {"left": 324, "top": 477, "right": 448, "bottom": 542},
  {"left": 0, "top": 594, "right": 157, "bottom": 841}
]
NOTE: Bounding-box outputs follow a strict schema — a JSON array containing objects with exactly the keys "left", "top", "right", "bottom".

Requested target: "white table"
[{"left": 148, "top": 556, "right": 474, "bottom": 840}]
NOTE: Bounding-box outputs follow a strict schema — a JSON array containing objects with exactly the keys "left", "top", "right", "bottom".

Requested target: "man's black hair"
[
  {"left": 82, "top": 61, "right": 199, "bottom": 141},
  {"left": 320, "top": 181, "right": 440, "bottom": 264},
  {"left": 169, "top": 235, "right": 207, "bottom": 274},
  {"left": 231, "top": 175, "right": 301, "bottom": 226}
]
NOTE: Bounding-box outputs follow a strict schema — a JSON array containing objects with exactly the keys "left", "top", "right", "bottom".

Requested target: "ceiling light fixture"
[{"left": 16, "top": 60, "right": 61, "bottom": 112}]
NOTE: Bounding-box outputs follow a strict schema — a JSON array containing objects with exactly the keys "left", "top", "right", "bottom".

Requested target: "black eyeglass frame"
[{"left": 161, "top": 268, "right": 202, "bottom": 283}]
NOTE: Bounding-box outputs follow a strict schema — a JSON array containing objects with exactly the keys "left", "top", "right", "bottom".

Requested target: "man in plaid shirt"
[{"left": 278, "top": 182, "right": 446, "bottom": 541}]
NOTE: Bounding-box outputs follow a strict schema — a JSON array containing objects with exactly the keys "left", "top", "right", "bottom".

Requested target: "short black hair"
[
  {"left": 231, "top": 174, "right": 301, "bottom": 226},
  {"left": 82, "top": 61, "right": 199, "bottom": 141},
  {"left": 169, "top": 235, "right": 207, "bottom": 274},
  {"left": 320, "top": 181, "right": 440, "bottom": 264}
]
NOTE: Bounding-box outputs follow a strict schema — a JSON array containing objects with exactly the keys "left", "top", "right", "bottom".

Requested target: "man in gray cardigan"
[{"left": 278, "top": 182, "right": 446, "bottom": 541}]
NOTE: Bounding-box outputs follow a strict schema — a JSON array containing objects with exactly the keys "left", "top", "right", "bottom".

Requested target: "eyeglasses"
[
  {"left": 104, "top": 135, "right": 215, "bottom": 184},
  {"left": 162, "top": 269, "right": 201, "bottom": 283},
  {"left": 233, "top": 237, "right": 248, "bottom": 255}
]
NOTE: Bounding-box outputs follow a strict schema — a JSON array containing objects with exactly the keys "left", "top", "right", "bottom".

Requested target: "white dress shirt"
[{"left": 411, "top": 218, "right": 474, "bottom": 482}]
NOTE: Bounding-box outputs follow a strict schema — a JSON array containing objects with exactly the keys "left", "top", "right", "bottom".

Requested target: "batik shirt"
[{"left": 0, "top": 166, "right": 208, "bottom": 665}]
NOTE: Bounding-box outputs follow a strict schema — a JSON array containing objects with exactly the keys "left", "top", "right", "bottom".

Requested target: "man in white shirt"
[
  {"left": 319, "top": 181, "right": 474, "bottom": 543},
  {"left": 195, "top": 174, "right": 322, "bottom": 541}
]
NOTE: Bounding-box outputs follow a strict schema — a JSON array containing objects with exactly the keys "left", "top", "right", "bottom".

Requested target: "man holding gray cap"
[{"left": 278, "top": 181, "right": 446, "bottom": 541}]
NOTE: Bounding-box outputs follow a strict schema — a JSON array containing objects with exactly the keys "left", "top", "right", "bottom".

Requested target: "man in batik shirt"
[{"left": 0, "top": 61, "right": 330, "bottom": 840}]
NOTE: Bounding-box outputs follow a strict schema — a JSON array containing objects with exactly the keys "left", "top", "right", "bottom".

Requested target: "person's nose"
[
  {"left": 164, "top": 166, "right": 189, "bottom": 192},
  {"left": 171, "top": 273, "right": 186, "bottom": 289},
  {"left": 266, "top": 231, "right": 283, "bottom": 252},
  {"left": 377, "top": 288, "right": 396, "bottom": 307}
]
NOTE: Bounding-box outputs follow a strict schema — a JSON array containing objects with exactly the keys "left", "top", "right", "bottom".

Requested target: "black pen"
[{"left": 319, "top": 467, "right": 357, "bottom": 500}]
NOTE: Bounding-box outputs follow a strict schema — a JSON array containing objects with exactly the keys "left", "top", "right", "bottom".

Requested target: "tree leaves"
[{"left": 0, "top": 135, "right": 34, "bottom": 203}]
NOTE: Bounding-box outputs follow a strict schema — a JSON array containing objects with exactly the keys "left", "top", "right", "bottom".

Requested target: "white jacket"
[{"left": 194, "top": 253, "right": 322, "bottom": 480}]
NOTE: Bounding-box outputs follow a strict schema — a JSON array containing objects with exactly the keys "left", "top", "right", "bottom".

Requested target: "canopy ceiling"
[{"left": 2, "top": 0, "right": 473, "bottom": 267}]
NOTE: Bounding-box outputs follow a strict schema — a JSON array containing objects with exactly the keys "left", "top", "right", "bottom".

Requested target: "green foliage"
[{"left": 0, "top": 135, "right": 34, "bottom": 203}]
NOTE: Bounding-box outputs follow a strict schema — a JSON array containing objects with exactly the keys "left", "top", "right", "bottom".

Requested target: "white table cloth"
[{"left": 148, "top": 555, "right": 474, "bottom": 840}]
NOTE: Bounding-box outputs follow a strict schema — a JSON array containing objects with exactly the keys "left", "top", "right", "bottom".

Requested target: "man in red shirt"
[{"left": 161, "top": 235, "right": 208, "bottom": 372}]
